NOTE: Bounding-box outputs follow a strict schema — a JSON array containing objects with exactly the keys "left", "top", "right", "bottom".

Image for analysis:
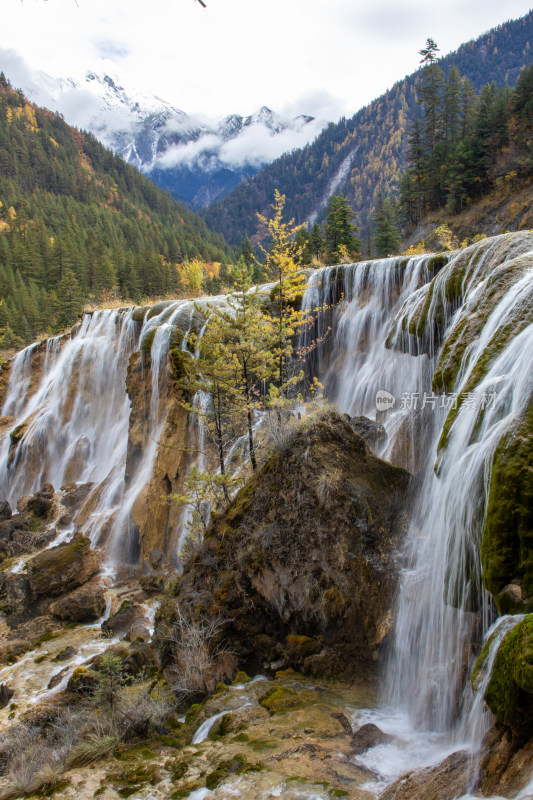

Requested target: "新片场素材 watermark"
[{"left": 375, "top": 389, "right": 498, "bottom": 412}]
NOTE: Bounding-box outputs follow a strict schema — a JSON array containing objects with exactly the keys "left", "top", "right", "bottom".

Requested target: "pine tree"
[
  {"left": 309, "top": 223, "right": 325, "bottom": 262},
  {"left": 417, "top": 39, "right": 445, "bottom": 207},
  {"left": 373, "top": 194, "right": 400, "bottom": 257},
  {"left": 196, "top": 257, "right": 279, "bottom": 472},
  {"left": 323, "top": 194, "right": 360, "bottom": 263},
  {"left": 443, "top": 65, "right": 463, "bottom": 153},
  {"left": 257, "top": 189, "right": 306, "bottom": 392}
]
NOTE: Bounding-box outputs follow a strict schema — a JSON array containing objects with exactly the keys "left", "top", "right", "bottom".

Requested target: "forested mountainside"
[
  {"left": 0, "top": 78, "right": 231, "bottom": 349},
  {"left": 201, "top": 11, "right": 533, "bottom": 245},
  {"left": 397, "top": 60, "right": 533, "bottom": 232}
]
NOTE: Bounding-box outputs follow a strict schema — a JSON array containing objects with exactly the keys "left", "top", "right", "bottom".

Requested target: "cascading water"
[
  {"left": 0, "top": 233, "right": 532, "bottom": 794},
  {"left": 0, "top": 310, "right": 138, "bottom": 511},
  {"left": 300, "top": 231, "right": 533, "bottom": 790},
  {"left": 0, "top": 299, "right": 211, "bottom": 570}
]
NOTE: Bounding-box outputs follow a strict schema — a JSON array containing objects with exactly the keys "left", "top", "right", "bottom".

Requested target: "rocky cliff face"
[
  {"left": 165, "top": 409, "right": 410, "bottom": 684},
  {"left": 125, "top": 349, "right": 189, "bottom": 562}
]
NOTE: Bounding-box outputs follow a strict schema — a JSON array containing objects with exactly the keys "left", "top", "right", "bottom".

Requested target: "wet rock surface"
[
  {"left": 49, "top": 579, "right": 106, "bottom": 622},
  {"left": 27, "top": 533, "right": 99, "bottom": 599},
  {"left": 126, "top": 350, "right": 189, "bottom": 562},
  {"left": 347, "top": 415, "right": 387, "bottom": 451},
  {"left": 379, "top": 749, "right": 472, "bottom": 800},
  {"left": 351, "top": 722, "right": 394, "bottom": 754},
  {"left": 477, "top": 723, "right": 533, "bottom": 798},
  {"left": 102, "top": 599, "right": 149, "bottom": 639}
]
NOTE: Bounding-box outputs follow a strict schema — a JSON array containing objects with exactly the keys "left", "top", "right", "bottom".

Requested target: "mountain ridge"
[
  {"left": 200, "top": 10, "right": 533, "bottom": 245},
  {"left": 0, "top": 52, "right": 325, "bottom": 209}
]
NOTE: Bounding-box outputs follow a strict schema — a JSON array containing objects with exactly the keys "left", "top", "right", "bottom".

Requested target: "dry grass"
[
  {"left": 314, "top": 467, "right": 345, "bottom": 506},
  {"left": 161, "top": 604, "right": 226, "bottom": 700},
  {"left": 64, "top": 734, "right": 118, "bottom": 769}
]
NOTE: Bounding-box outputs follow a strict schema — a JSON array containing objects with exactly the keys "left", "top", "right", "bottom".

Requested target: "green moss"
[
  {"left": 427, "top": 253, "right": 449, "bottom": 273},
  {"left": 208, "top": 713, "right": 235, "bottom": 740},
  {"left": 68, "top": 665, "right": 98, "bottom": 694},
  {"left": 259, "top": 686, "right": 303, "bottom": 715},
  {"left": 132, "top": 306, "right": 149, "bottom": 323},
  {"left": 10, "top": 423, "right": 26, "bottom": 443},
  {"left": 205, "top": 754, "right": 263, "bottom": 791},
  {"left": 33, "top": 654, "right": 48, "bottom": 664},
  {"left": 146, "top": 301, "right": 172, "bottom": 321},
  {"left": 473, "top": 615, "right": 533, "bottom": 731},
  {"left": 139, "top": 327, "right": 157, "bottom": 352},
  {"left": 232, "top": 671, "right": 252, "bottom": 685},
  {"left": 247, "top": 737, "right": 278, "bottom": 752},
  {"left": 231, "top": 732, "right": 249, "bottom": 742},
  {"left": 110, "top": 757, "right": 160, "bottom": 798},
  {"left": 114, "top": 746, "right": 155, "bottom": 762},
  {"left": 275, "top": 668, "right": 295, "bottom": 679},
  {"left": 185, "top": 702, "right": 202, "bottom": 725},
  {"left": 481, "top": 404, "right": 533, "bottom": 607},
  {"left": 170, "top": 347, "right": 189, "bottom": 380},
  {"left": 286, "top": 634, "right": 320, "bottom": 657}
]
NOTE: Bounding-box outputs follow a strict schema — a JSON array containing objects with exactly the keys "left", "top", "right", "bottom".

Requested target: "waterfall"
[
  {"left": 0, "top": 299, "right": 209, "bottom": 569},
  {"left": 301, "top": 232, "right": 533, "bottom": 762},
  {"left": 0, "top": 310, "right": 138, "bottom": 507},
  {"left": 0, "top": 232, "right": 532, "bottom": 782}
]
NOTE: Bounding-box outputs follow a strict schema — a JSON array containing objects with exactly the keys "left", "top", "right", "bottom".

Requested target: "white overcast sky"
[{"left": 1, "top": 0, "right": 532, "bottom": 121}]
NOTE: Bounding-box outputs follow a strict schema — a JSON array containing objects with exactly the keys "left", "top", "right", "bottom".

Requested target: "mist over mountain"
[{"left": 0, "top": 49, "right": 325, "bottom": 208}]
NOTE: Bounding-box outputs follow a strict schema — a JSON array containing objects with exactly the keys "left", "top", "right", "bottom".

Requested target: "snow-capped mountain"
[{"left": 1, "top": 51, "right": 326, "bottom": 208}]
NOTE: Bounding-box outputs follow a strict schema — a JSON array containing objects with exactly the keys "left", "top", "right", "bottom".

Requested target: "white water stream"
[{"left": 301, "top": 232, "right": 533, "bottom": 794}]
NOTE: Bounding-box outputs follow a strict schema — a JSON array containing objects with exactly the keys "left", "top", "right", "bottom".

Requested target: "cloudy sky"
[{"left": 1, "top": 0, "right": 532, "bottom": 122}]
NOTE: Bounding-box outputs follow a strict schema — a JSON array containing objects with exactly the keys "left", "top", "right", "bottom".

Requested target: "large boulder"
[
  {"left": 477, "top": 723, "right": 533, "bottom": 798},
  {"left": 347, "top": 415, "right": 387, "bottom": 452},
  {"left": 49, "top": 579, "right": 106, "bottom": 622},
  {"left": 379, "top": 750, "right": 471, "bottom": 800},
  {"left": 351, "top": 722, "right": 394, "bottom": 754},
  {"left": 27, "top": 533, "right": 99, "bottom": 599},
  {"left": 16, "top": 484, "right": 56, "bottom": 519},
  {"left": 0, "top": 572, "right": 32, "bottom": 616},
  {"left": 101, "top": 599, "right": 149, "bottom": 639},
  {"left": 166, "top": 409, "right": 409, "bottom": 683}
]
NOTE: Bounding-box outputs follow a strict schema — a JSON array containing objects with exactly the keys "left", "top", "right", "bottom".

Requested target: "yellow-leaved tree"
[{"left": 178, "top": 258, "right": 204, "bottom": 295}]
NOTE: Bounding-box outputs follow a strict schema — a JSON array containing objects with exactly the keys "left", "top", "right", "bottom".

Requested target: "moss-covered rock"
[
  {"left": 49, "top": 579, "right": 106, "bottom": 622},
  {"left": 477, "top": 615, "right": 533, "bottom": 735},
  {"left": 481, "top": 404, "right": 533, "bottom": 610},
  {"left": 166, "top": 409, "right": 410, "bottom": 684},
  {"left": 139, "top": 327, "right": 157, "bottom": 353},
  {"left": 27, "top": 533, "right": 99, "bottom": 599},
  {"left": 259, "top": 686, "right": 308, "bottom": 715},
  {"left": 132, "top": 305, "right": 150, "bottom": 323}
]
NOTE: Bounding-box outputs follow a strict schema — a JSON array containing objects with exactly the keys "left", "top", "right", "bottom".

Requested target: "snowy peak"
[{"left": 0, "top": 50, "right": 327, "bottom": 208}]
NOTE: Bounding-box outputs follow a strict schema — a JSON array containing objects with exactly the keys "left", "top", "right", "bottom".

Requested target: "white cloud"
[
  {"left": 1, "top": 0, "right": 531, "bottom": 121},
  {"left": 152, "top": 133, "right": 223, "bottom": 170},
  {"left": 217, "top": 118, "right": 327, "bottom": 169},
  {"left": 149, "top": 117, "right": 327, "bottom": 172}
]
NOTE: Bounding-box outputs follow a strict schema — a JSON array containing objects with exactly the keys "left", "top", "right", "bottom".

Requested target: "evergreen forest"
[{"left": 0, "top": 76, "right": 231, "bottom": 348}]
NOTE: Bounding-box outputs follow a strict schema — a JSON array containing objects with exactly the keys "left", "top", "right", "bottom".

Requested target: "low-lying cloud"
[{"left": 151, "top": 116, "right": 327, "bottom": 172}]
